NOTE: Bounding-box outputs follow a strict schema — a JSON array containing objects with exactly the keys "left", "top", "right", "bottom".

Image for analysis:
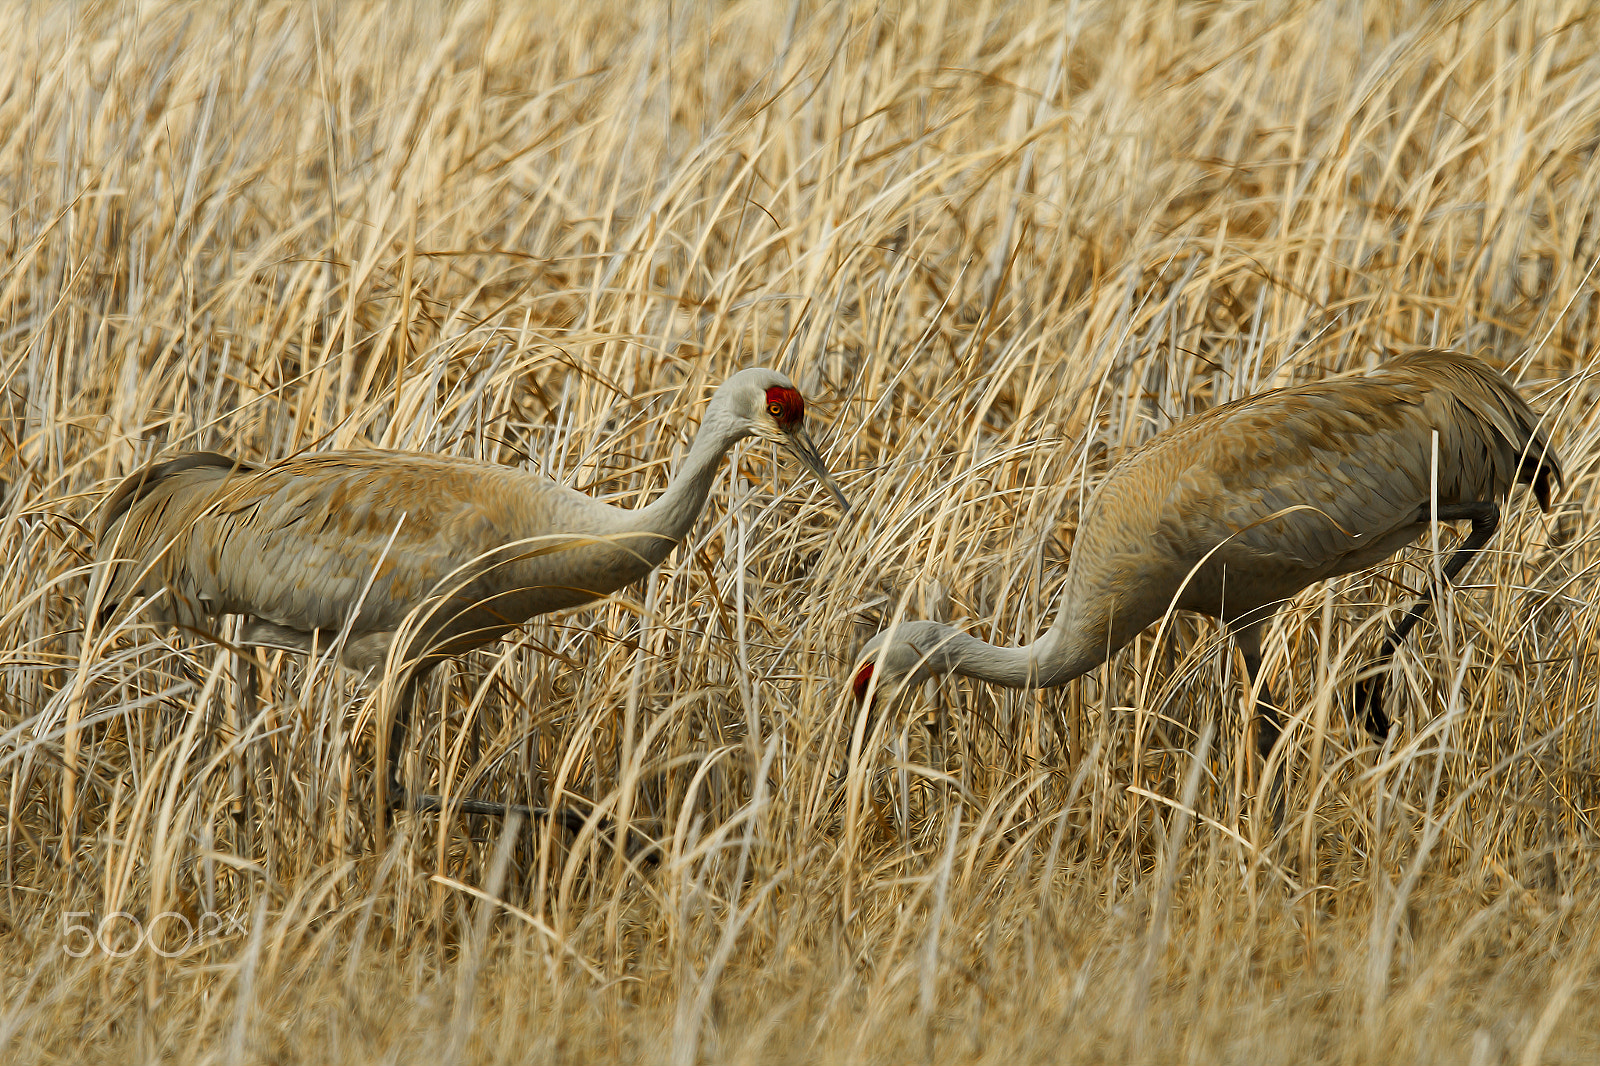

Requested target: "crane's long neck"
[
  {"left": 918, "top": 606, "right": 1111, "bottom": 690},
  {"left": 618, "top": 403, "right": 747, "bottom": 560}
]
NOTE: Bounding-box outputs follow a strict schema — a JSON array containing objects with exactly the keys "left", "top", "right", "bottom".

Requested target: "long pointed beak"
[{"left": 781, "top": 425, "right": 851, "bottom": 513}]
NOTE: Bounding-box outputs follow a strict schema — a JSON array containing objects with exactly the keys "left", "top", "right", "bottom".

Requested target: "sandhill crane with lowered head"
[
  {"left": 94, "top": 367, "right": 849, "bottom": 828},
  {"left": 851, "top": 350, "right": 1560, "bottom": 777}
]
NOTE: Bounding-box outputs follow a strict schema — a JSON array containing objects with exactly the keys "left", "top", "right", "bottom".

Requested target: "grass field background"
[{"left": 5, "top": 0, "right": 1600, "bottom": 1061}]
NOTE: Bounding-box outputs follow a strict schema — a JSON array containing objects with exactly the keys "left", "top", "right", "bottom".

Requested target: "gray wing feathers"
[{"left": 1188, "top": 350, "right": 1558, "bottom": 575}]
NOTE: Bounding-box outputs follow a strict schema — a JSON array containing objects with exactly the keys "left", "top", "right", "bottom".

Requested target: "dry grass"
[{"left": 4, "top": 0, "right": 1600, "bottom": 1061}]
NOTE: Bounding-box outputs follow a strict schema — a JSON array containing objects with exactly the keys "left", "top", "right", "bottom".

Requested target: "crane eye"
[{"left": 766, "top": 401, "right": 785, "bottom": 418}]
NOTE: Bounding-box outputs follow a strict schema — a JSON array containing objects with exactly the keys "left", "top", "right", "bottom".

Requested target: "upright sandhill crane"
[
  {"left": 94, "top": 368, "right": 849, "bottom": 826},
  {"left": 851, "top": 350, "right": 1560, "bottom": 773}
]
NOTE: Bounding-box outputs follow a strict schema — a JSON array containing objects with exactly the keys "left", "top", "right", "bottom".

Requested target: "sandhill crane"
[
  {"left": 851, "top": 350, "right": 1560, "bottom": 778},
  {"left": 94, "top": 367, "right": 849, "bottom": 831}
]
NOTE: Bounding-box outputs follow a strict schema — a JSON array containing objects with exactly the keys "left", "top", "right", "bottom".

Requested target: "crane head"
[
  {"left": 849, "top": 623, "right": 944, "bottom": 707},
  {"left": 718, "top": 368, "right": 850, "bottom": 512}
]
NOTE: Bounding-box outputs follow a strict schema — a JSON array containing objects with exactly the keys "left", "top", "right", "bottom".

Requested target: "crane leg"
[
  {"left": 380, "top": 670, "right": 424, "bottom": 818},
  {"left": 1252, "top": 683, "right": 1283, "bottom": 766},
  {"left": 1235, "top": 625, "right": 1286, "bottom": 827},
  {"left": 1234, "top": 627, "right": 1281, "bottom": 765},
  {"left": 381, "top": 670, "right": 655, "bottom": 860},
  {"left": 1354, "top": 501, "right": 1499, "bottom": 740}
]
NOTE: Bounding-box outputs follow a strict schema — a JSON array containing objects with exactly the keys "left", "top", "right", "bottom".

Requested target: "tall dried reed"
[{"left": 3, "top": 0, "right": 1598, "bottom": 1062}]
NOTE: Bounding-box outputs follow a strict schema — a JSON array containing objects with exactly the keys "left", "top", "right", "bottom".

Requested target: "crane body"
[
  {"left": 852, "top": 350, "right": 1561, "bottom": 764},
  {"left": 103, "top": 448, "right": 758, "bottom": 670},
  {"left": 95, "top": 368, "right": 850, "bottom": 824}
]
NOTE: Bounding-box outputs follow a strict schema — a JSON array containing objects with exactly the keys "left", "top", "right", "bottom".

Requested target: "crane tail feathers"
[
  {"left": 98, "top": 452, "right": 256, "bottom": 540},
  {"left": 93, "top": 452, "right": 256, "bottom": 625},
  {"left": 1395, "top": 350, "right": 1562, "bottom": 511}
]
